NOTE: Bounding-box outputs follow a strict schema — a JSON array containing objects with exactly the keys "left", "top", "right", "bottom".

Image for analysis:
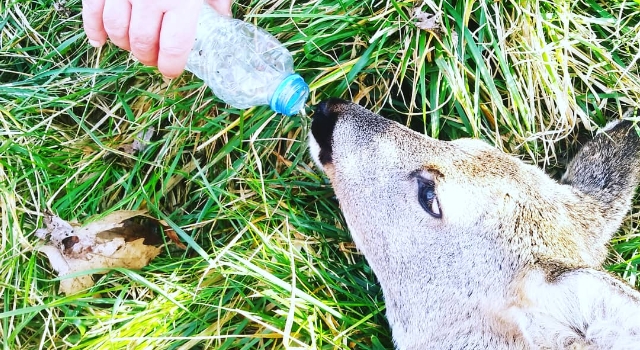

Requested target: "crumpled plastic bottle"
[{"left": 185, "top": 4, "right": 309, "bottom": 116}]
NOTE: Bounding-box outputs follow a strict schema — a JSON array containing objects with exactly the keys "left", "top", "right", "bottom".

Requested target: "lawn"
[{"left": 1, "top": 0, "right": 640, "bottom": 349}]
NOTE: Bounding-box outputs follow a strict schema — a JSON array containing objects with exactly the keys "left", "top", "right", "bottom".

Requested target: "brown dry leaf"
[
  {"left": 156, "top": 219, "right": 187, "bottom": 249},
  {"left": 163, "top": 227, "right": 187, "bottom": 250},
  {"left": 35, "top": 210, "right": 162, "bottom": 296}
]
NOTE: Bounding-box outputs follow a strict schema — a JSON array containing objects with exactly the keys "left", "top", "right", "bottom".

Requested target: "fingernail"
[{"left": 89, "top": 39, "right": 102, "bottom": 47}]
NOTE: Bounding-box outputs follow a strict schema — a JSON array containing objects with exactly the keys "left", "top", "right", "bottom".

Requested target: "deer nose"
[{"left": 311, "top": 98, "right": 348, "bottom": 164}]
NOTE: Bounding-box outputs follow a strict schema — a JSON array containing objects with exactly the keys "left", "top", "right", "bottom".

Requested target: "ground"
[{"left": 1, "top": 0, "right": 639, "bottom": 349}]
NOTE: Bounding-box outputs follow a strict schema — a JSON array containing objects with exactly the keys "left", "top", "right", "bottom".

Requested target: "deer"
[{"left": 309, "top": 98, "right": 640, "bottom": 349}]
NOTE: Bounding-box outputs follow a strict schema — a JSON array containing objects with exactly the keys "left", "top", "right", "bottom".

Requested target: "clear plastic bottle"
[{"left": 185, "top": 5, "right": 309, "bottom": 116}]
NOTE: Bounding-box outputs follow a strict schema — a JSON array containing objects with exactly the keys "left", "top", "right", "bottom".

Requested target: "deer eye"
[{"left": 418, "top": 179, "right": 442, "bottom": 218}]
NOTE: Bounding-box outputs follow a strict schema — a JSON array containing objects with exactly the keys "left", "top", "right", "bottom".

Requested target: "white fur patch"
[
  {"left": 308, "top": 133, "right": 324, "bottom": 170},
  {"left": 598, "top": 119, "right": 622, "bottom": 134}
]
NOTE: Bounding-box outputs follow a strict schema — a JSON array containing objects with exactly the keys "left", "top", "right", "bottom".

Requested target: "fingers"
[
  {"left": 81, "top": 0, "right": 107, "bottom": 46},
  {"left": 207, "top": 0, "right": 233, "bottom": 17},
  {"left": 129, "top": 2, "right": 164, "bottom": 66},
  {"left": 81, "top": 0, "right": 231, "bottom": 77},
  {"left": 157, "top": 4, "right": 202, "bottom": 77},
  {"left": 102, "top": 0, "right": 131, "bottom": 51}
]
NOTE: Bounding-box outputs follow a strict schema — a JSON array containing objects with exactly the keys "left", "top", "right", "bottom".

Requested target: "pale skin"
[{"left": 81, "top": 0, "right": 233, "bottom": 78}]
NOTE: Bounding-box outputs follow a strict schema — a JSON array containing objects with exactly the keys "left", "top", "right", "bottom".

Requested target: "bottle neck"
[{"left": 269, "top": 74, "right": 310, "bottom": 116}]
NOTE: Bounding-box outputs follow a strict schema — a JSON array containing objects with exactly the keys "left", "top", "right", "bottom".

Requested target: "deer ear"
[{"left": 560, "top": 119, "right": 640, "bottom": 240}]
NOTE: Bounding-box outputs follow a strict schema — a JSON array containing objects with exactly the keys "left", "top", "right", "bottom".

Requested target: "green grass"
[{"left": 1, "top": 0, "right": 640, "bottom": 348}]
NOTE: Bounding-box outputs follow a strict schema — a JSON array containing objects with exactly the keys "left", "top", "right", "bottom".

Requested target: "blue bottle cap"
[{"left": 270, "top": 74, "right": 310, "bottom": 116}]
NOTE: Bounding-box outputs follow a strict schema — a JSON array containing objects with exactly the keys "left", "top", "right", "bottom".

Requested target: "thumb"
[{"left": 206, "top": 0, "right": 233, "bottom": 17}]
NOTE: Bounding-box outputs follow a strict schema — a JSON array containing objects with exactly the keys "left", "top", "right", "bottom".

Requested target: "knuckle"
[
  {"left": 81, "top": 0, "right": 103, "bottom": 14},
  {"left": 102, "top": 16, "right": 128, "bottom": 35},
  {"left": 130, "top": 35, "right": 158, "bottom": 52},
  {"left": 160, "top": 44, "right": 189, "bottom": 57}
]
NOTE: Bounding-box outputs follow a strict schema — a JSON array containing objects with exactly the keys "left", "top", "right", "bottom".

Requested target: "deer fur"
[{"left": 308, "top": 98, "right": 640, "bottom": 349}]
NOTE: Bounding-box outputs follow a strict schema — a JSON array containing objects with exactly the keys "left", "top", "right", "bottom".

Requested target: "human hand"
[{"left": 82, "top": 0, "right": 234, "bottom": 78}]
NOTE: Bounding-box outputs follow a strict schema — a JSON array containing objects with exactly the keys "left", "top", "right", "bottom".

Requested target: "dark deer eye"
[{"left": 418, "top": 179, "right": 442, "bottom": 218}]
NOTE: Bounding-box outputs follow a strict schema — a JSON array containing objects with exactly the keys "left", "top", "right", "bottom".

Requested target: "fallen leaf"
[
  {"left": 414, "top": 9, "right": 441, "bottom": 31},
  {"left": 35, "top": 210, "right": 162, "bottom": 296},
  {"left": 163, "top": 227, "right": 187, "bottom": 250},
  {"left": 413, "top": 9, "right": 459, "bottom": 43},
  {"left": 99, "top": 219, "right": 164, "bottom": 245},
  {"left": 53, "top": 0, "right": 72, "bottom": 17},
  {"left": 119, "top": 127, "right": 155, "bottom": 155}
]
